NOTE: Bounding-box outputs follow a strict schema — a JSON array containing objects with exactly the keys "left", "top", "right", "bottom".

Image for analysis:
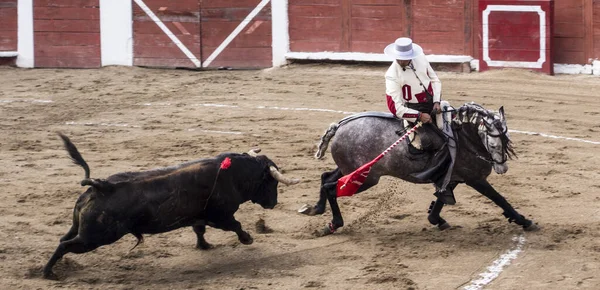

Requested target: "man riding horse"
[
  {"left": 384, "top": 37, "right": 457, "bottom": 205},
  {"left": 301, "top": 38, "right": 537, "bottom": 234}
]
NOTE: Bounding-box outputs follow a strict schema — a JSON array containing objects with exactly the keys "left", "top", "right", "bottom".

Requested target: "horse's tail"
[{"left": 315, "top": 122, "right": 339, "bottom": 159}]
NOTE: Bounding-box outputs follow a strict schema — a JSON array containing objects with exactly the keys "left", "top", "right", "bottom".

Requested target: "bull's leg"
[
  {"left": 212, "top": 216, "right": 253, "bottom": 245},
  {"left": 466, "top": 179, "right": 538, "bottom": 231},
  {"left": 60, "top": 211, "right": 80, "bottom": 242},
  {"left": 192, "top": 223, "right": 213, "bottom": 250},
  {"left": 300, "top": 168, "right": 342, "bottom": 216},
  {"left": 43, "top": 236, "right": 100, "bottom": 280},
  {"left": 59, "top": 224, "right": 79, "bottom": 243}
]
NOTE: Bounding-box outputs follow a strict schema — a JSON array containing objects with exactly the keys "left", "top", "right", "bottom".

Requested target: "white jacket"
[{"left": 385, "top": 54, "right": 442, "bottom": 122}]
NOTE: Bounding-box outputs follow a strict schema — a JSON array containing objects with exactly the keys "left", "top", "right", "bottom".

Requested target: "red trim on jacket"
[
  {"left": 386, "top": 94, "right": 396, "bottom": 116},
  {"left": 427, "top": 82, "right": 433, "bottom": 97},
  {"left": 402, "top": 113, "right": 419, "bottom": 119}
]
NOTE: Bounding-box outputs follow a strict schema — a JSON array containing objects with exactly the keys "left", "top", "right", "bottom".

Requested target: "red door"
[{"left": 133, "top": 0, "right": 201, "bottom": 68}]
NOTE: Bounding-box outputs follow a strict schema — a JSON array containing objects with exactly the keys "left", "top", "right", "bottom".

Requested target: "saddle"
[
  {"left": 397, "top": 101, "right": 456, "bottom": 183},
  {"left": 399, "top": 101, "right": 455, "bottom": 152}
]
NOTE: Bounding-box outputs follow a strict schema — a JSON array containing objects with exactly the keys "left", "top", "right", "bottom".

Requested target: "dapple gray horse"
[{"left": 301, "top": 102, "right": 538, "bottom": 235}]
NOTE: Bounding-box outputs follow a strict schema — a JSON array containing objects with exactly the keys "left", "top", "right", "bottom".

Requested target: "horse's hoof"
[
  {"left": 438, "top": 222, "right": 451, "bottom": 231},
  {"left": 298, "top": 204, "right": 313, "bottom": 215},
  {"left": 299, "top": 204, "right": 325, "bottom": 216},
  {"left": 196, "top": 242, "right": 214, "bottom": 250},
  {"left": 43, "top": 271, "right": 59, "bottom": 280},
  {"left": 321, "top": 226, "right": 334, "bottom": 236},
  {"left": 427, "top": 215, "right": 440, "bottom": 226},
  {"left": 313, "top": 223, "right": 336, "bottom": 237},
  {"left": 523, "top": 223, "right": 540, "bottom": 232},
  {"left": 312, "top": 228, "right": 331, "bottom": 237}
]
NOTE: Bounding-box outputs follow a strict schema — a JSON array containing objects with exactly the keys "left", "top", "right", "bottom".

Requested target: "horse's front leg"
[
  {"left": 427, "top": 182, "right": 458, "bottom": 230},
  {"left": 466, "top": 179, "right": 538, "bottom": 231},
  {"left": 427, "top": 199, "right": 450, "bottom": 230}
]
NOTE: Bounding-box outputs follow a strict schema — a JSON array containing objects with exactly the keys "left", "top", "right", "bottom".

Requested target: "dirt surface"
[{"left": 1, "top": 64, "right": 599, "bottom": 290}]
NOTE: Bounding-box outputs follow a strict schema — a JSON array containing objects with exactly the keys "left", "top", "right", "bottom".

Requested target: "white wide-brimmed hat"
[{"left": 384, "top": 37, "right": 423, "bottom": 60}]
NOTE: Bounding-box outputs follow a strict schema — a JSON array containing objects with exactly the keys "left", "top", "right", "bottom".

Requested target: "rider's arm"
[
  {"left": 385, "top": 74, "right": 421, "bottom": 122},
  {"left": 426, "top": 61, "right": 442, "bottom": 103}
]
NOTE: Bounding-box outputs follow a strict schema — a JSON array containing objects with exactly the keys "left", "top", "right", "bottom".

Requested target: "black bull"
[{"left": 43, "top": 134, "right": 299, "bottom": 279}]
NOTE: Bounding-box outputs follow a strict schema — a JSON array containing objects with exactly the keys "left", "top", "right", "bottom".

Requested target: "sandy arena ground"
[{"left": 1, "top": 64, "right": 599, "bottom": 290}]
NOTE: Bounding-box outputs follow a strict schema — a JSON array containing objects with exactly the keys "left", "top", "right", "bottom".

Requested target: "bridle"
[
  {"left": 454, "top": 103, "right": 513, "bottom": 167},
  {"left": 479, "top": 119, "right": 509, "bottom": 165}
]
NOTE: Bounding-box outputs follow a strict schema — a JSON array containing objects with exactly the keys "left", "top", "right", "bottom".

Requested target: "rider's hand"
[
  {"left": 431, "top": 102, "right": 441, "bottom": 115},
  {"left": 419, "top": 113, "right": 432, "bottom": 123}
]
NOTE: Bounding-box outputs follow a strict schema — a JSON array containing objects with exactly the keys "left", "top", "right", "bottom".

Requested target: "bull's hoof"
[
  {"left": 196, "top": 242, "right": 214, "bottom": 250},
  {"left": 239, "top": 236, "right": 254, "bottom": 245},
  {"left": 523, "top": 222, "right": 540, "bottom": 232},
  {"left": 438, "top": 222, "right": 451, "bottom": 231},
  {"left": 43, "top": 271, "right": 59, "bottom": 280}
]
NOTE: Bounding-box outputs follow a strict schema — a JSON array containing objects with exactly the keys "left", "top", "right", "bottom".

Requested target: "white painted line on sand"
[
  {"left": 463, "top": 235, "right": 526, "bottom": 290},
  {"left": 0, "top": 99, "right": 53, "bottom": 103},
  {"left": 143, "top": 103, "right": 239, "bottom": 108},
  {"left": 257, "top": 105, "right": 355, "bottom": 115},
  {"left": 143, "top": 102, "right": 172, "bottom": 106},
  {"left": 64, "top": 121, "right": 243, "bottom": 136},
  {"left": 65, "top": 121, "right": 141, "bottom": 128},
  {"left": 137, "top": 102, "right": 599, "bottom": 145},
  {"left": 187, "top": 128, "right": 243, "bottom": 135},
  {"left": 509, "top": 130, "right": 600, "bottom": 145},
  {"left": 192, "top": 103, "right": 240, "bottom": 108}
]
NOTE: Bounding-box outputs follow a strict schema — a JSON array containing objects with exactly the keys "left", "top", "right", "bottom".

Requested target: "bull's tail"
[
  {"left": 58, "top": 133, "right": 91, "bottom": 179},
  {"left": 315, "top": 123, "right": 339, "bottom": 159},
  {"left": 129, "top": 233, "right": 144, "bottom": 251}
]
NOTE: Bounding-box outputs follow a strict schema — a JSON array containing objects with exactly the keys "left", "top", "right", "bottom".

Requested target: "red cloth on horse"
[
  {"left": 336, "top": 159, "right": 378, "bottom": 197},
  {"left": 336, "top": 121, "right": 421, "bottom": 197}
]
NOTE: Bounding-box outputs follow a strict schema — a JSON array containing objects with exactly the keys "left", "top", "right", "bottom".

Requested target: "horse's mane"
[
  {"left": 453, "top": 102, "right": 517, "bottom": 159},
  {"left": 454, "top": 102, "right": 493, "bottom": 125}
]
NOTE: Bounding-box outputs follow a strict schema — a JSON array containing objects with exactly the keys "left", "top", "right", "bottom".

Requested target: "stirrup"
[{"left": 434, "top": 189, "right": 456, "bottom": 205}]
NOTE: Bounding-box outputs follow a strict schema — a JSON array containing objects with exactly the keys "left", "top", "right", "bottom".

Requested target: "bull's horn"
[
  {"left": 247, "top": 148, "right": 261, "bottom": 157},
  {"left": 269, "top": 166, "right": 300, "bottom": 185}
]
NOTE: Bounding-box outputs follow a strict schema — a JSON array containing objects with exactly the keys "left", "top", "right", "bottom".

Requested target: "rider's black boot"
[{"left": 434, "top": 188, "right": 456, "bottom": 205}]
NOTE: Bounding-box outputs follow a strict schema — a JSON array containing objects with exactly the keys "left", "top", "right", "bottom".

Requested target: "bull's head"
[{"left": 247, "top": 149, "right": 300, "bottom": 209}]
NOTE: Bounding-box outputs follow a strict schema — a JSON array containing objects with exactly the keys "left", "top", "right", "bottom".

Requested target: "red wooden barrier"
[
  {"left": 33, "top": 0, "right": 101, "bottom": 68},
  {"left": 0, "top": 0, "right": 17, "bottom": 53},
  {"left": 479, "top": 0, "right": 554, "bottom": 74}
]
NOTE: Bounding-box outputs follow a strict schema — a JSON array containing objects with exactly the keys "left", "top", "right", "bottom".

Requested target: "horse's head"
[
  {"left": 455, "top": 103, "right": 516, "bottom": 174},
  {"left": 479, "top": 106, "right": 517, "bottom": 173}
]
